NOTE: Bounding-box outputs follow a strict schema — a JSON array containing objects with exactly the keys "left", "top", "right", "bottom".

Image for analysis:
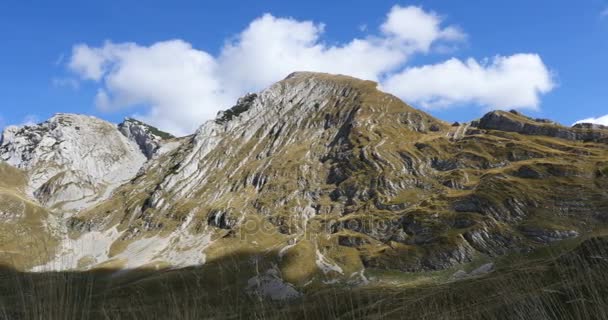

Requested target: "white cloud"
[
  {"left": 70, "top": 40, "right": 227, "bottom": 135},
  {"left": 66, "top": 6, "right": 552, "bottom": 136},
  {"left": 69, "top": 44, "right": 112, "bottom": 81},
  {"left": 67, "top": 7, "right": 464, "bottom": 136},
  {"left": 574, "top": 114, "right": 608, "bottom": 126},
  {"left": 382, "top": 54, "right": 554, "bottom": 110},
  {"left": 216, "top": 13, "right": 419, "bottom": 95},
  {"left": 380, "top": 5, "right": 466, "bottom": 52}
]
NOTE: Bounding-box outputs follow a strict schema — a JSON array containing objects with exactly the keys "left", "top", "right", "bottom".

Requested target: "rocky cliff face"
[
  {"left": 75, "top": 72, "right": 449, "bottom": 276},
  {"left": 1, "top": 73, "right": 608, "bottom": 294},
  {"left": 0, "top": 114, "right": 147, "bottom": 212},
  {"left": 477, "top": 110, "right": 608, "bottom": 142},
  {"left": 118, "top": 118, "right": 175, "bottom": 159}
]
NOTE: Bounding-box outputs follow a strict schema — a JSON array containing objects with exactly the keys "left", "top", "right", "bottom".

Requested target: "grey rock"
[
  {"left": 469, "top": 262, "right": 495, "bottom": 276},
  {"left": 452, "top": 270, "right": 468, "bottom": 280},
  {"left": 514, "top": 165, "right": 543, "bottom": 179},
  {"left": 520, "top": 227, "right": 580, "bottom": 243},
  {"left": 573, "top": 123, "right": 608, "bottom": 130},
  {"left": 207, "top": 209, "right": 237, "bottom": 230},
  {"left": 477, "top": 111, "right": 608, "bottom": 142},
  {"left": 451, "top": 263, "right": 495, "bottom": 280},
  {"left": 0, "top": 113, "right": 147, "bottom": 212},
  {"left": 246, "top": 268, "right": 302, "bottom": 301},
  {"left": 118, "top": 118, "right": 174, "bottom": 159}
]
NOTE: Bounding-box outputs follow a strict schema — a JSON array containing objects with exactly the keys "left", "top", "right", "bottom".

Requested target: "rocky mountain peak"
[
  {"left": 207, "top": 72, "right": 445, "bottom": 133},
  {"left": 154, "top": 72, "right": 448, "bottom": 215},
  {"left": 0, "top": 72, "right": 607, "bottom": 318},
  {"left": 215, "top": 93, "right": 258, "bottom": 124},
  {"left": 0, "top": 113, "right": 147, "bottom": 212},
  {"left": 118, "top": 118, "right": 175, "bottom": 159},
  {"left": 2, "top": 72, "right": 606, "bottom": 300}
]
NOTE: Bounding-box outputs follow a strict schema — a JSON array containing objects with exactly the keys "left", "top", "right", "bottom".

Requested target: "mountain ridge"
[{"left": 0, "top": 72, "right": 607, "bottom": 298}]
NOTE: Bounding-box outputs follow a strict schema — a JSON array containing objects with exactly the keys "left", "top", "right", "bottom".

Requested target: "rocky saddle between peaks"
[{"left": 0, "top": 72, "right": 607, "bottom": 290}]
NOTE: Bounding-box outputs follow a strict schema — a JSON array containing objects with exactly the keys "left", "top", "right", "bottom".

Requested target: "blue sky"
[{"left": 1, "top": 0, "right": 607, "bottom": 135}]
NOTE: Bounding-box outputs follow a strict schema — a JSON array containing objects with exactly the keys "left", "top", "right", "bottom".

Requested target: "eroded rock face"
[
  {"left": 118, "top": 118, "right": 174, "bottom": 159},
  {"left": 0, "top": 114, "right": 147, "bottom": 211},
  {"left": 477, "top": 110, "right": 608, "bottom": 142},
  {"left": 519, "top": 227, "right": 579, "bottom": 243},
  {"left": 48, "top": 73, "right": 605, "bottom": 277},
  {"left": 2, "top": 72, "right": 608, "bottom": 292},
  {"left": 573, "top": 122, "right": 608, "bottom": 130}
]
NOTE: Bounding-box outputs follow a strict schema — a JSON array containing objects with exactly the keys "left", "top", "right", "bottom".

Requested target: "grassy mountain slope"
[
  {"left": 0, "top": 72, "right": 608, "bottom": 319},
  {"left": 0, "top": 163, "right": 58, "bottom": 269},
  {"left": 60, "top": 72, "right": 608, "bottom": 284},
  {"left": 1, "top": 232, "right": 608, "bottom": 319}
]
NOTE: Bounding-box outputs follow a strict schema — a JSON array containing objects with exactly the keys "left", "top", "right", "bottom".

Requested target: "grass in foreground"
[{"left": 1, "top": 235, "right": 608, "bottom": 320}]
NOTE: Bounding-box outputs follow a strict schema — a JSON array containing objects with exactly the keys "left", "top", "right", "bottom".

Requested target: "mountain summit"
[
  {"left": 1, "top": 72, "right": 608, "bottom": 299},
  {"left": 0, "top": 114, "right": 147, "bottom": 211}
]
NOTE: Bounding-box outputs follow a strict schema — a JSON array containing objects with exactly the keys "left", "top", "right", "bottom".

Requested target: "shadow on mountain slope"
[{"left": 2, "top": 235, "right": 608, "bottom": 320}]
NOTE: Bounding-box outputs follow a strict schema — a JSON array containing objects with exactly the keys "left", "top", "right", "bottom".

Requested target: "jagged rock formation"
[
  {"left": 0, "top": 73, "right": 607, "bottom": 294},
  {"left": 477, "top": 110, "right": 608, "bottom": 142},
  {"left": 0, "top": 114, "right": 147, "bottom": 212},
  {"left": 118, "top": 118, "right": 174, "bottom": 159},
  {"left": 74, "top": 71, "right": 450, "bottom": 276},
  {"left": 573, "top": 122, "right": 608, "bottom": 131}
]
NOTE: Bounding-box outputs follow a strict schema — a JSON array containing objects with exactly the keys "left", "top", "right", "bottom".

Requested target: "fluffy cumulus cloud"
[
  {"left": 383, "top": 54, "right": 554, "bottom": 110},
  {"left": 67, "top": 5, "right": 553, "bottom": 135},
  {"left": 218, "top": 13, "right": 405, "bottom": 94},
  {"left": 380, "top": 5, "right": 465, "bottom": 52},
  {"left": 574, "top": 114, "right": 608, "bottom": 126},
  {"left": 69, "top": 40, "right": 225, "bottom": 134}
]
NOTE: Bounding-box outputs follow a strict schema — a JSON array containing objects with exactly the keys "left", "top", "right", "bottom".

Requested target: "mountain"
[
  {"left": 118, "top": 118, "right": 175, "bottom": 158},
  {"left": 0, "top": 114, "right": 145, "bottom": 212},
  {"left": 1, "top": 72, "right": 608, "bottom": 318}
]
